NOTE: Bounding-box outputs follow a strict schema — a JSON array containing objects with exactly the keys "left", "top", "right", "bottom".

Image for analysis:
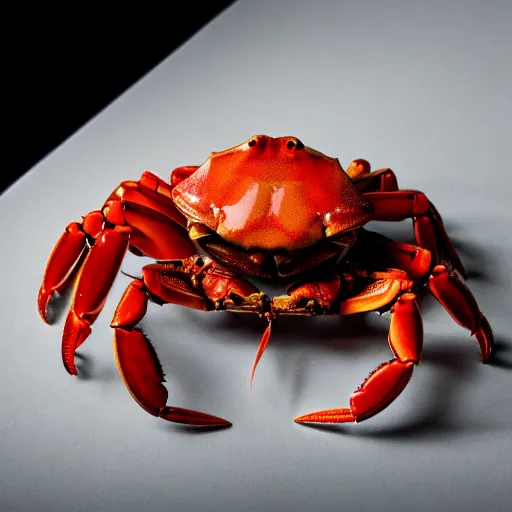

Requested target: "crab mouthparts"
[{"left": 250, "top": 315, "right": 273, "bottom": 388}]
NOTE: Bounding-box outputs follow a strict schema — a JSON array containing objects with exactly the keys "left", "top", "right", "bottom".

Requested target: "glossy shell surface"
[{"left": 172, "top": 135, "right": 371, "bottom": 250}]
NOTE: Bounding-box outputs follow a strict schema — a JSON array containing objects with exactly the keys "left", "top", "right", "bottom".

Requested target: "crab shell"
[{"left": 171, "top": 135, "right": 374, "bottom": 251}]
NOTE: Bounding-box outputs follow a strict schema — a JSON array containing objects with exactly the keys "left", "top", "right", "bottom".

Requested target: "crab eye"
[
  {"left": 286, "top": 138, "right": 305, "bottom": 150},
  {"left": 247, "top": 135, "right": 268, "bottom": 151}
]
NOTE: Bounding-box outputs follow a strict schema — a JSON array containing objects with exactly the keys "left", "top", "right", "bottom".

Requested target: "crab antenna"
[
  {"left": 120, "top": 270, "right": 142, "bottom": 280},
  {"left": 249, "top": 315, "right": 273, "bottom": 388}
]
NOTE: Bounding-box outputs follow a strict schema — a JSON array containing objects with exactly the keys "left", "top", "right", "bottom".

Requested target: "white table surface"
[{"left": 1, "top": 1, "right": 511, "bottom": 511}]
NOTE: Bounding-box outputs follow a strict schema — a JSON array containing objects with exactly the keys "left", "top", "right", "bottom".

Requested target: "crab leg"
[
  {"left": 111, "top": 278, "right": 231, "bottom": 427},
  {"left": 38, "top": 212, "right": 101, "bottom": 322},
  {"left": 347, "top": 162, "right": 399, "bottom": 194},
  {"left": 170, "top": 165, "right": 199, "bottom": 186},
  {"left": 270, "top": 267, "right": 420, "bottom": 423},
  {"left": 103, "top": 171, "right": 195, "bottom": 260},
  {"left": 351, "top": 229, "right": 432, "bottom": 280},
  {"left": 364, "top": 190, "right": 465, "bottom": 277},
  {"left": 428, "top": 264, "right": 494, "bottom": 362},
  {"left": 295, "top": 293, "right": 422, "bottom": 424},
  {"left": 271, "top": 267, "right": 412, "bottom": 316},
  {"left": 39, "top": 171, "right": 197, "bottom": 375},
  {"left": 62, "top": 225, "right": 131, "bottom": 374},
  {"left": 111, "top": 258, "right": 265, "bottom": 426}
]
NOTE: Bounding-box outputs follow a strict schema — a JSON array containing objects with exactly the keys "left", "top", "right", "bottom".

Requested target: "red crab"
[{"left": 38, "top": 135, "right": 494, "bottom": 427}]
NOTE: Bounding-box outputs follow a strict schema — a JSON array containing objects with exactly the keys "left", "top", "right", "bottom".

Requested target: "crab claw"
[
  {"left": 62, "top": 311, "right": 91, "bottom": 375},
  {"left": 114, "top": 329, "right": 231, "bottom": 427},
  {"left": 295, "top": 293, "right": 422, "bottom": 424},
  {"left": 58, "top": 225, "right": 131, "bottom": 374},
  {"left": 295, "top": 408, "right": 355, "bottom": 424},
  {"left": 159, "top": 407, "right": 231, "bottom": 426},
  {"left": 38, "top": 222, "right": 88, "bottom": 323},
  {"left": 428, "top": 265, "right": 494, "bottom": 362}
]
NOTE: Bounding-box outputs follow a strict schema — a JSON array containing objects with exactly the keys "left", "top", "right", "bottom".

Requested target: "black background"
[{"left": 4, "top": 2, "right": 236, "bottom": 195}]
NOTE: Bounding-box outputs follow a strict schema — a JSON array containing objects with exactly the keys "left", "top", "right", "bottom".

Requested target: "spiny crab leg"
[
  {"left": 112, "top": 257, "right": 270, "bottom": 426},
  {"left": 428, "top": 264, "right": 494, "bottom": 362},
  {"left": 295, "top": 293, "right": 423, "bottom": 424},
  {"left": 267, "top": 266, "right": 420, "bottom": 424},
  {"left": 112, "top": 278, "right": 231, "bottom": 427}
]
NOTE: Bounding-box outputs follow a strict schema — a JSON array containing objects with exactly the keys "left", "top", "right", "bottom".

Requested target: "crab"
[{"left": 38, "top": 135, "right": 494, "bottom": 428}]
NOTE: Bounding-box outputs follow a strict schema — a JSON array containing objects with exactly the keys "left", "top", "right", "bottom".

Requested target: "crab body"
[
  {"left": 172, "top": 135, "right": 372, "bottom": 252},
  {"left": 38, "top": 135, "right": 495, "bottom": 428}
]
